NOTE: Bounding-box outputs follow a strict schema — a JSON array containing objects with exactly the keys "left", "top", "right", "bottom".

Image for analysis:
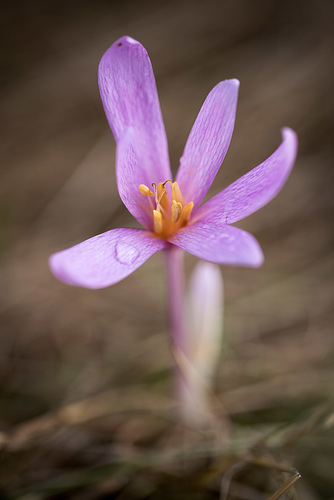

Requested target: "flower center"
[{"left": 139, "top": 180, "right": 194, "bottom": 238}]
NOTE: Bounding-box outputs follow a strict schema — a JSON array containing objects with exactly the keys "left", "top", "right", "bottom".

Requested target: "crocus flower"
[
  {"left": 187, "top": 262, "right": 224, "bottom": 388},
  {"left": 49, "top": 36, "right": 298, "bottom": 289}
]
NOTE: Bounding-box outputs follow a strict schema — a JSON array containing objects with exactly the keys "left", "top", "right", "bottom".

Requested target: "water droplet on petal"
[{"left": 115, "top": 241, "right": 140, "bottom": 265}]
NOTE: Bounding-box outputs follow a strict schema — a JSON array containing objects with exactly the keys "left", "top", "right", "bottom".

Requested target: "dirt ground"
[{"left": 1, "top": 0, "right": 334, "bottom": 498}]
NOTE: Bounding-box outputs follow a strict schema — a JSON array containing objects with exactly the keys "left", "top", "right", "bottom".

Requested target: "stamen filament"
[{"left": 152, "top": 183, "right": 158, "bottom": 205}]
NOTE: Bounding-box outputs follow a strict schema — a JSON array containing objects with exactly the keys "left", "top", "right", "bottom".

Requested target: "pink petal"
[
  {"left": 176, "top": 79, "right": 239, "bottom": 207},
  {"left": 169, "top": 221, "right": 263, "bottom": 267},
  {"left": 196, "top": 128, "right": 298, "bottom": 224},
  {"left": 49, "top": 228, "right": 166, "bottom": 289},
  {"left": 98, "top": 36, "right": 171, "bottom": 186},
  {"left": 116, "top": 130, "right": 154, "bottom": 229}
]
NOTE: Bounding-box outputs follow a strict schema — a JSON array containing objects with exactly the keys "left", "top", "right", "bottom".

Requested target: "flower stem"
[
  {"left": 165, "top": 244, "right": 191, "bottom": 419},
  {"left": 165, "top": 246, "right": 216, "bottom": 427},
  {"left": 164, "top": 244, "right": 186, "bottom": 355}
]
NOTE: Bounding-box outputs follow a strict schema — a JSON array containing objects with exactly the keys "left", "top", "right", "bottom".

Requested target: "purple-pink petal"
[
  {"left": 116, "top": 130, "right": 154, "bottom": 229},
  {"left": 176, "top": 79, "right": 239, "bottom": 208},
  {"left": 98, "top": 36, "right": 171, "bottom": 186},
  {"left": 169, "top": 221, "right": 264, "bottom": 268},
  {"left": 49, "top": 228, "right": 166, "bottom": 289},
  {"left": 196, "top": 127, "right": 298, "bottom": 225}
]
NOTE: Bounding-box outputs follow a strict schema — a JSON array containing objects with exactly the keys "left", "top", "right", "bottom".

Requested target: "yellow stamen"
[
  {"left": 139, "top": 184, "right": 154, "bottom": 197},
  {"left": 172, "top": 182, "right": 183, "bottom": 204},
  {"left": 181, "top": 202, "right": 194, "bottom": 225},
  {"left": 139, "top": 179, "right": 194, "bottom": 238},
  {"left": 153, "top": 209, "right": 163, "bottom": 234},
  {"left": 157, "top": 182, "right": 169, "bottom": 212},
  {"left": 171, "top": 200, "right": 182, "bottom": 223}
]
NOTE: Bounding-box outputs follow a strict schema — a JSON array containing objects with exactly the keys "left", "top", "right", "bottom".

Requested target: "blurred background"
[{"left": 1, "top": 0, "right": 334, "bottom": 498}]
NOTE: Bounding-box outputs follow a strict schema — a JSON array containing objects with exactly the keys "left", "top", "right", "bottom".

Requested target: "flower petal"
[
  {"left": 116, "top": 129, "right": 154, "bottom": 229},
  {"left": 169, "top": 221, "right": 263, "bottom": 267},
  {"left": 196, "top": 128, "right": 298, "bottom": 224},
  {"left": 49, "top": 228, "right": 166, "bottom": 289},
  {"left": 176, "top": 79, "right": 239, "bottom": 207},
  {"left": 98, "top": 36, "right": 171, "bottom": 184}
]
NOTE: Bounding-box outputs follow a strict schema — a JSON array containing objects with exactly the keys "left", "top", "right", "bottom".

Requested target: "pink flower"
[{"left": 49, "top": 36, "right": 298, "bottom": 289}]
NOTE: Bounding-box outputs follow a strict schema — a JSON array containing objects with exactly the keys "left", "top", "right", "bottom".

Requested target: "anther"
[
  {"left": 172, "top": 182, "right": 183, "bottom": 204},
  {"left": 181, "top": 202, "right": 194, "bottom": 225},
  {"left": 139, "top": 184, "right": 154, "bottom": 197},
  {"left": 153, "top": 210, "right": 163, "bottom": 234},
  {"left": 171, "top": 200, "right": 182, "bottom": 223}
]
